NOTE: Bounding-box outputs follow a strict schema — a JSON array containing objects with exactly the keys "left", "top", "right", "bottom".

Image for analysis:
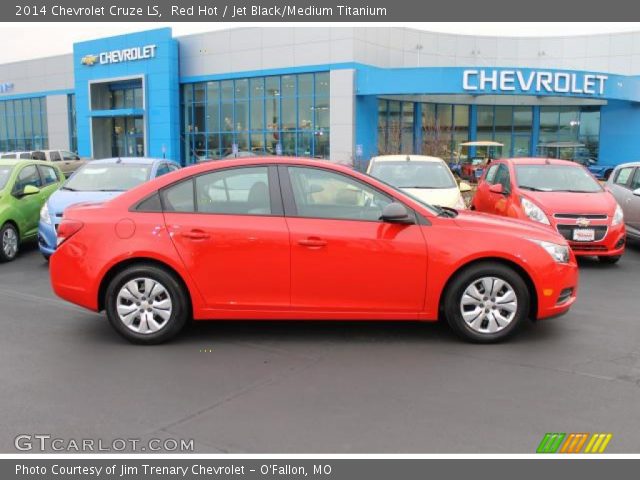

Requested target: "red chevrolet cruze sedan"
[
  {"left": 50, "top": 158, "right": 578, "bottom": 344},
  {"left": 472, "top": 158, "right": 626, "bottom": 264}
]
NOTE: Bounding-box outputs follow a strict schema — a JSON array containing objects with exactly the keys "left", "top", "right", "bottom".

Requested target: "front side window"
[
  {"left": 61, "top": 151, "right": 80, "bottom": 161},
  {"left": 614, "top": 167, "right": 634, "bottom": 187},
  {"left": 630, "top": 168, "right": 640, "bottom": 191},
  {"left": 196, "top": 167, "right": 272, "bottom": 215},
  {"left": 485, "top": 164, "right": 499, "bottom": 184},
  {"left": 494, "top": 164, "right": 511, "bottom": 190},
  {"left": 288, "top": 167, "right": 392, "bottom": 221},
  {"left": 14, "top": 165, "right": 41, "bottom": 192}
]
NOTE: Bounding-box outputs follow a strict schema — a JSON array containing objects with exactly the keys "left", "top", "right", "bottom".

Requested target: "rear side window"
[
  {"left": 162, "top": 179, "right": 195, "bottom": 213},
  {"left": 156, "top": 164, "right": 171, "bottom": 177},
  {"left": 50, "top": 151, "right": 61, "bottom": 162},
  {"left": 19, "top": 152, "right": 32, "bottom": 159},
  {"left": 135, "top": 192, "right": 163, "bottom": 212},
  {"left": 32, "top": 151, "right": 46, "bottom": 161},
  {"left": 614, "top": 167, "right": 633, "bottom": 187},
  {"left": 195, "top": 167, "right": 272, "bottom": 215},
  {"left": 38, "top": 165, "right": 59, "bottom": 186}
]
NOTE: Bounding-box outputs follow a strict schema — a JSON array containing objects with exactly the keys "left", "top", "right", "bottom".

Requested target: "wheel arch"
[
  {"left": 438, "top": 256, "right": 539, "bottom": 322},
  {"left": 97, "top": 257, "right": 193, "bottom": 316}
]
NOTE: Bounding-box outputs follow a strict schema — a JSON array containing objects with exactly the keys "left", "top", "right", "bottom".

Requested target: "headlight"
[
  {"left": 529, "top": 239, "right": 570, "bottom": 263},
  {"left": 521, "top": 197, "right": 550, "bottom": 225},
  {"left": 454, "top": 195, "right": 466, "bottom": 210},
  {"left": 612, "top": 203, "right": 624, "bottom": 226},
  {"left": 40, "top": 203, "right": 52, "bottom": 225}
]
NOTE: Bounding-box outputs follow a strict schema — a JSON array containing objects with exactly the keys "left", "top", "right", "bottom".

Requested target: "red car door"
[
  {"left": 474, "top": 163, "right": 499, "bottom": 212},
  {"left": 163, "top": 165, "right": 290, "bottom": 310},
  {"left": 492, "top": 163, "right": 516, "bottom": 217},
  {"left": 281, "top": 166, "right": 427, "bottom": 315}
]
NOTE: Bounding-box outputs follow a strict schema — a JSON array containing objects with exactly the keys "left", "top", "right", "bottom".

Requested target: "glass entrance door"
[{"left": 112, "top": 116, "right": 144, "bottom": 157}]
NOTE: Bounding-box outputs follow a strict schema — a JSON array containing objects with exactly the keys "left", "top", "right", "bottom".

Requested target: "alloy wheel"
[
  {"left": 2, "top": 227, "right": 18, "bottom": 259},
  {"left": 116, "top": 278, "right": 173, "bottom": 334},
  {"left": 459, "top": 276, "right": 518, "bottom": 334}
]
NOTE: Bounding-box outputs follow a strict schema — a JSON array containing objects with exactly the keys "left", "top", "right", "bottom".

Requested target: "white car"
[{"left": 367, "top": 155, "right": 471, "bottom": 209}]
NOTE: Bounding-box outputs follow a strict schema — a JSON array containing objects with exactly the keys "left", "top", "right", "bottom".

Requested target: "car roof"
[
  {"left": 89, "top": 157, "right": 166, "bottom": 166},
  {"left": 370, "top": 154, "right": 445, "bottom": 163},
  {"left": 612, "top": 161, "right": 640, "bottom": 169},
  {"left": 0, "top": 158, "right": 53, "bottom": 167},
  {"left": 497, "top": 157, "right": 578, "bottom": 167}
]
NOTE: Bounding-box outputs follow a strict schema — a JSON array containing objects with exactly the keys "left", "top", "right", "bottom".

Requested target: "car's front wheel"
[
  {"left": 0, "top": 223, "right": 19, "bottom": 263},
  {"left": 444, "top": 262, "right": 530, "bottom": 343},
  {"left": 105, "top": 264, "right": 189, "bottom": 344}
]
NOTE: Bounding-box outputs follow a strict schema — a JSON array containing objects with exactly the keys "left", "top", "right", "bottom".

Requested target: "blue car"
[{"left": 38, "top": 157, "right": 179, "bottom": 259}]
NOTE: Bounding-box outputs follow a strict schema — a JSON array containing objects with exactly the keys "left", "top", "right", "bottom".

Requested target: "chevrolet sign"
[{"left": 81, "top": 44, "right": 157, "bottom": 66}]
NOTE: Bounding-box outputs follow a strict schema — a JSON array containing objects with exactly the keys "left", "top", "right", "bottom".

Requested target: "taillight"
[{"left": 57, "top": 219, "right": 84, "bottom": 246}]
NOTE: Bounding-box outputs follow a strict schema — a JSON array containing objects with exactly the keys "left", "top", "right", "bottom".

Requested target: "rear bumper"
[{"left": 50, "top": 241, "right": 100, "bottom": 312}]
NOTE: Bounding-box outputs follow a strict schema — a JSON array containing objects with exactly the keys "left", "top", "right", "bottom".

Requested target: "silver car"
[{"left": 607, "top": 162, "right": 640, "bottom": 240}]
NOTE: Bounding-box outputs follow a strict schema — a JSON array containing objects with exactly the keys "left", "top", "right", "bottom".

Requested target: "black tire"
[
  {"left": 104, "top": 264, "right": 189, "bottom": 344},
  {"left": 0, "top": 223, "right": 19, "bottom": 263},
  {"left": 598, "top": 255, "right": 621, "bottom": 265},
  {"left": 443, "top": 262, "right": 530, "bottom": 343}
]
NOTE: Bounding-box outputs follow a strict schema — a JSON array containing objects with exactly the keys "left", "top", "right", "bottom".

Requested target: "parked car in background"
[
  {"left": 38, "top": 157, "right": 179, "bottom": 259},
  {"left": 50, "top": 157, "right": 578, "bottom": 345},
  {"left": 451, "top": 141, "right": 503, "bottom": 182},
  {"left": 1, "top": 151, "right": 35, "bottom": 160},
  {"left": 367, "top": 155, "right": 471, "bottom": 209},
  {"left": 472, "top": 158, "right": 626, "bottom": 263},
  {"left": 31, "top": 150, "right": 88, "bottom": 177},
  {"left": 0, "top": 159, "right": 64, "bottom": 262},
  {"left": 607, "top": 162, "right": 640, "bottom": 241}
]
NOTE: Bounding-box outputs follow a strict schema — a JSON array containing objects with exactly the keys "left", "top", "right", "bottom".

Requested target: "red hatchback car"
[
  {"left": 472, "top": 158, "right": 626, "bottom": 263},
  {"left": 50, "top": 158, "right": 578, "bottom": 344}
]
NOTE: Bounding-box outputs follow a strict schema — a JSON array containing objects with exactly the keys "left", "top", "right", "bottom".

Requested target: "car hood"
[
  {"left": 453, "top": 209, "right": 564, "bottom": 243},
  {"left": 521, "top": 191, "right": 616, "bottom": 216},
  {"left": 47, "top": 190, "right": 123, "bottom": 215},
  {"left": 402, "top": 187, "right": 462, "bottom": 209}
]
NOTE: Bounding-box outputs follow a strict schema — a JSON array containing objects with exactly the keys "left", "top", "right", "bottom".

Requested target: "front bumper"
[
  {"left": 37, "top": 220, "right": 58, "bottom": 257},
  {"left": 553, "top": 221, "right": 625, "bottom": 257},
  {"left": 536, "top": 260, "right": 579, "bottom": 320}
]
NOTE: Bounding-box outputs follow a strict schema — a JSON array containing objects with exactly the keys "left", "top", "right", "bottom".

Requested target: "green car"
[{"left": 0, "top": 159, "right": 65, "bottom": 262}]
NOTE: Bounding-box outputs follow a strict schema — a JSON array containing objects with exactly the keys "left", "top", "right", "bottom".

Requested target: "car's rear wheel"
[
  {"left": 0, "top": 223, "right": 19, "bottom": 263},
  {"left": 105, "top": 265, "right": 189, "bottom": 344},
  {"left": 444, "top": 262, "right": 530, "bottom": 343},
  {"left": 598, "top": 255, "right": 621, "bottom": 264}
]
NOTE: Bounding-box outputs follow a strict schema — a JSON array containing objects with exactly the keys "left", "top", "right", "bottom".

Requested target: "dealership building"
[{"left": 2, "top": 26, "right": 640, "bottom": 174}]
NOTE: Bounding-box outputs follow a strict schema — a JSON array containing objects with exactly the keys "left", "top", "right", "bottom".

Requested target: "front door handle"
[
  {"left": 180, "top": 229, "right": 210, "bottom": 240},
  {"left": 298, "top": 237, "right": 327, "bottom": 248}
]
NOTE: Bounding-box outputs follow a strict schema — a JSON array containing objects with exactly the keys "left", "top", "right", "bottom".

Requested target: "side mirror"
[
  {"left": 20, "top": 185, "right": 40, "bottom": 197},
  {"left": 633, "top": 188, "right": 640, "bottom": 197},
  {"left": 458, "top": 181, "right": 472, "bottom": 193},
  {"left": 380, "top": 202, "right": 414, "bottom": 224},
  {"left": 489, "top": 183, "right": 505, "bottom": 195}
]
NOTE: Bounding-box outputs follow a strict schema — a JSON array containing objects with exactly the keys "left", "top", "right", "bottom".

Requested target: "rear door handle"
[
  {"left": 298, "top": 237, "right": 327, "bottom": 248},
  {"left": 180, "top": 229, "right": 210, "bottom": 240}
]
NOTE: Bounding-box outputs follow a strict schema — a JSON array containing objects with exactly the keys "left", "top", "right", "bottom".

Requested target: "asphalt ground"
[{"left": 1, "top": 240, "right": 639, "bottom": 453}]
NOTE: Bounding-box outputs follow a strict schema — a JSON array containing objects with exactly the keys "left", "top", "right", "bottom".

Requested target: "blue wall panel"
[
  {"left": 73, "top": 28, "right": 180, "bottom": 162},
  {"left": 599, "top": 100, "right": 640, "bottom": 168}
]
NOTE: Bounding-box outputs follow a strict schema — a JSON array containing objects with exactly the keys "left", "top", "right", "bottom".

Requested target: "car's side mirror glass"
[
  {"left": 380, "top": 202, "right": 414, "bottom": 224},
  {"left": 22, "top": 185, "right": 40, "bottom": 196}
]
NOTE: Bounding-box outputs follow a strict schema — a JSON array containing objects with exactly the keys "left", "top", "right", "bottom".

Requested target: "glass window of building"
[
  {"left": 0, "top": 97, "right": 48, "bottom": 152},
  {"left": 182, "top": 72, "right": 330, "bottom": 164},
  {"left": 538, "top": 106, "right": 600, "bottom": 160},
  {"left": 68, "top": 94, "right": 77, "bottom": 153}
]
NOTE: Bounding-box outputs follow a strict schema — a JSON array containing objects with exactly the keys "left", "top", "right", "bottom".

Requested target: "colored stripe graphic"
[
  {"left": 560, "top": 433, "right": 589, "bottom": 453},
  {"left": 537, "top": 433, "right": 566, "bottom": 453},
  {"left": 584, "top": 433, "right": 613, "bottom": 453}
]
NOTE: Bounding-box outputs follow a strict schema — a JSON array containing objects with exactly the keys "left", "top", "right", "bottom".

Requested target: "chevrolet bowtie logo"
[
  {"left": 81, "top": 54, "right": 99, "bottom": 66},
  {"left": 576, "top": 217, "right": 591, "bottom": 227}
]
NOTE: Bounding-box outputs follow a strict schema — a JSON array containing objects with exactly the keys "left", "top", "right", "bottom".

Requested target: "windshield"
[
  {"left": 370, "top": 161, "right": 456, "bottom": 189},
  {"left": 0, "top": 165, "right": 14, "bottom": 190},
  {"left": 515, "top": 165, "right": 602, "bottom": 193},
  {"left": 64, "top": 164, "right": 152, "bottom": 192}
]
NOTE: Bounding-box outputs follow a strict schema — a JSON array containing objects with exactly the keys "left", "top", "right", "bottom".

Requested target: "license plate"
[{"left": 573, "top": 228, "right": 595, "bottom": 242}]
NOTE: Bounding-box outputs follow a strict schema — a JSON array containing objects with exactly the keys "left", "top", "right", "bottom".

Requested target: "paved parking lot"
[{"left": 1, "top": 241, "right": 639, "bottom": 453}]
